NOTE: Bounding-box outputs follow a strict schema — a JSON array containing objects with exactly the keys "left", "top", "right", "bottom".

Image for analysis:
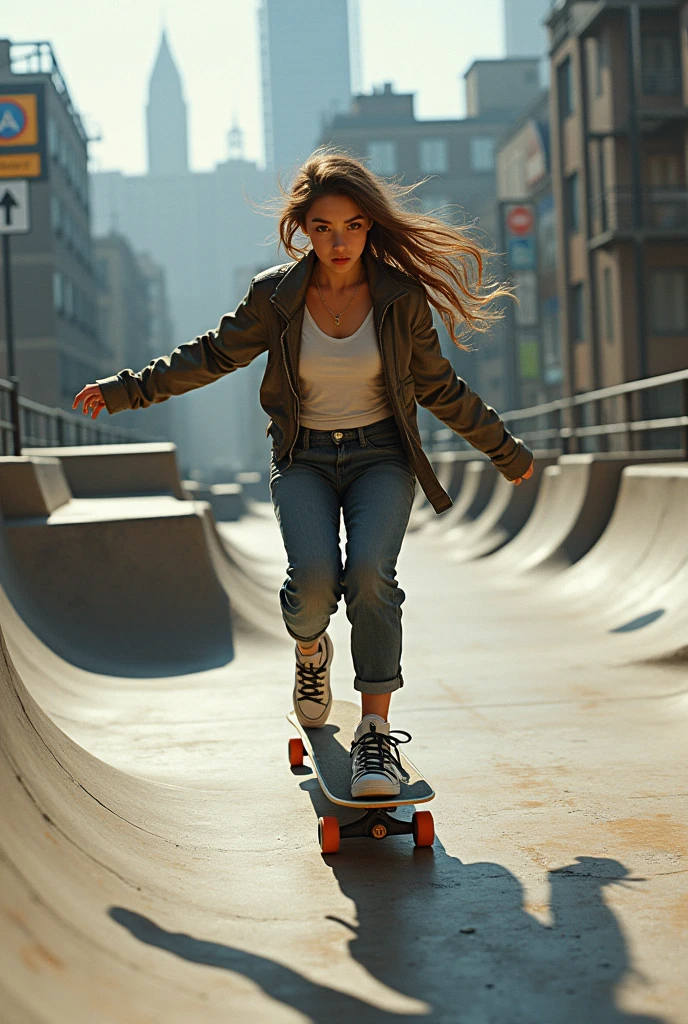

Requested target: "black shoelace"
[
  {"left": 350, "top": 722, "right": 412, "bottom": 782},
  {"left": 295, "top": 658, "right": 328, "bottom": 707}
]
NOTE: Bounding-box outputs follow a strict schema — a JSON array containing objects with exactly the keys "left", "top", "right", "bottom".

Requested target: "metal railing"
[
  {"left": 432, "top": 367, "right": 688, "bottom": 457},
  {"left": 0, "top": 378, "right": 158, "bottom": 455},
  {"left": 591, "top": 186, "right": 688, "bottom": 234},
  {"left": 641, "top": 67, "right": 682, "bottom": 97}
]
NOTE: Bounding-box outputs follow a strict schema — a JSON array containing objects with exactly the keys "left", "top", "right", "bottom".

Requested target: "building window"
[
  {"left": 594, "top": 33, "right": 609, "bottom": 98},
  {"left": 367, "top": 140, "right": 397, "bottom": 175},
  {"left": 48, "top": 117, "right": 59, "bottom": 160},
  {"left": 557, "top": 56, "right": 573, "bottom": 120},
  {"left": 419, "top": 138, "right": 448, "bottom": 174},
  {"left": 419, "top": 194, "right": 452, "bottom": 219},
  {"left": 603, "top": 266, "right": 614, "bottom": 342},
  {"left": 570, "top": 282, "right": 585, "bottom": 343},
  {"left": 63, "top": 278, "right": 74, "bottom": 320},
  {"left": 642, "top": 34, "right": 681, "bottom": 95},
  {"left": 542, "top": 295, "right": 563, "bottom": 384},
  {"left": 469, "top": 136, "right": 495, "bottom": 172},
  {"left": 565, "top": 172, "right": 580, "bottom": 233},
  {"left": 53, "top": 271, "right": 64, "bottom": 313},
  {"left": 50, "top": 195, "right": 62, "bottom": 236},
  {"left": 650, "top": 269, "right": 688, "bottom": 333}
]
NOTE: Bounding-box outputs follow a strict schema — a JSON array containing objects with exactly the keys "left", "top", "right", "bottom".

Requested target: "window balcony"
[
  {"left": 641, "top": 67, "right": 682, "bottom": 97},
  {"left": 590, "top": 186, "right": 688, "bottom": 245}
]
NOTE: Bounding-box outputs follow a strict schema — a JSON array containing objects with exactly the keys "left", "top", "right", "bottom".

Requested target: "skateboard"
[{"left": 287, "top": 699, "right": 435, "bottom": 854}]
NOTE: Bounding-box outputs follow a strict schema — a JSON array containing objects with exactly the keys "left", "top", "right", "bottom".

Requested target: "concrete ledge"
[
  {"left": 210, "top": 483, "right": 247, "bottom": 522},
  {"left": 234, "top": 471, "right": 269, "bottom": 501},
  {"left": 22, "top": 443, "right": 186, "bottom": 500},
  {"left": 0, "top": 457, "right": 72, "bottom": 519}
]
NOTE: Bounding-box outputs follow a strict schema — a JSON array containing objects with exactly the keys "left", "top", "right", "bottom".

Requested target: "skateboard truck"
[
  {"left": 339, "top": 807, "right": 411, "bottom": 840},
  {"left": 318, "top": 806, "right": 434, "bottom": 853}
]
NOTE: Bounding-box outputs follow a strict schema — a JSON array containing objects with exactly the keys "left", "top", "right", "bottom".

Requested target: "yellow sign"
[
  {"left": 0, "top": 93, "right": 39, "bottom": 147},
  {"left": 0, "top": 153, "right": 41, "bottom": 178}
]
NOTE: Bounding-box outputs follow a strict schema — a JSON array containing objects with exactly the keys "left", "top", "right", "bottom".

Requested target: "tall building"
[
  {"left": 146, "top": 30, "right": 189, "bottom": 176},
  {"left": 92, "top": 29, "right": 278, "bottom": 477},
  {"left": 547, "top": 0, "right": 688, "bottom": 445},
  {"left": 94, "top": 233, "right": 172, "bottom": 440},
  {"left": 0, "top": 40, "right": 112, "bottom": 412},
  {"left": 259, "top": 0, "right": 353, "bottom": 179}
]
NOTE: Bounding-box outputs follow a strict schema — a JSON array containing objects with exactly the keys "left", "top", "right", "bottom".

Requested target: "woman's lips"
[{"left": 332, "top": 257, "right": 350, "bottom": 263}]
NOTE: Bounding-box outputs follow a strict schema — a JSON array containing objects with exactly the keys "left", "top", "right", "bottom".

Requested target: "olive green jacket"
[{"left": 97, "top": 246, "right": 533, "bottom": 514}]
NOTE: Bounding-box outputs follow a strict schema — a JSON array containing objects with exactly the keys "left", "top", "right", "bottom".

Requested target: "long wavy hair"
[{"left": 272, "top": 147, "right": 518, "bottom": 351}]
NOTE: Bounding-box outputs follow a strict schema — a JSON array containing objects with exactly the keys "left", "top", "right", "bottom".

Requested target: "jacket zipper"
[{"left": 278, "top": 316, "right": 300, "bottom": 467}]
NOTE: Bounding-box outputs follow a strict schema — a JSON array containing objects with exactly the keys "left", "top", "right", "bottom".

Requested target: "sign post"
[{"left": 0, "top": 179, "right": 31, "bottom": 455}]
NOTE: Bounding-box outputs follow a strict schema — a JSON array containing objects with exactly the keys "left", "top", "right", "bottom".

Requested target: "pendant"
[{"left": 334, "top": 316, "right": 340, "bottom": 326}]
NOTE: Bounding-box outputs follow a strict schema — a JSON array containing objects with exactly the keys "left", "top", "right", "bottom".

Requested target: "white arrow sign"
[{"left": 0, "top": 179, "right": 30, "bottom": 234}]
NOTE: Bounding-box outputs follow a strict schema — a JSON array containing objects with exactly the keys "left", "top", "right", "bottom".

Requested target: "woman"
[{"left": 74, "top": 149, "right": 534, "bottom": 800}]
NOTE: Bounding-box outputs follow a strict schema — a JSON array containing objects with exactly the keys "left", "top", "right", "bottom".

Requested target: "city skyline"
[{"left": 2, "top": 0, "right": 509, "bottom": 176}]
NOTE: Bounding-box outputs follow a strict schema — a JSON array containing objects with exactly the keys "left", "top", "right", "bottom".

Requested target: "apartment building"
[
  {"left": 547, "top": 0, "right": 688, "bottom": 435},
  {"left": 0, "top": 40, "right": 110, "bottom": 410}
]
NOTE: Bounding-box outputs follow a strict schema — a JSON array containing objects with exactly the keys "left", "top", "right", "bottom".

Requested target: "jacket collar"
[{"left": 269, "top": 246, "right": 409, "bottom": 320}]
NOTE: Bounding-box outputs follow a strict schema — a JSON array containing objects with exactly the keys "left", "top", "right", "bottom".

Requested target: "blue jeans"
[{"left": 268, "top": 415, "right": 417, "bottom": 695}]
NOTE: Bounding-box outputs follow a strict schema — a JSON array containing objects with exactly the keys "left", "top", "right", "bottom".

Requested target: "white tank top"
[{"left": 297, "top": 305, "right": 395, "bottom": 429}]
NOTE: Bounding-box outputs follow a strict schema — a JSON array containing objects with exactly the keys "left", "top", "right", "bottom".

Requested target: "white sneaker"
[
  {"left": 292, "top": 632, "right": 334, "bottom": 729},
  {"left": 350, "top": 714, "right": 412, "bottom": 798}
]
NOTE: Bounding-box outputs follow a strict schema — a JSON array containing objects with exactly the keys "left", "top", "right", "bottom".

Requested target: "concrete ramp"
[
  {"left": 3, "top": 496, "right": 235, "bottom": 676},
  {"left": 543, "top": 465, "right": 688, "bottom": 657},
  {"left": 482, "top": 452, "right": 678, "bottom": 576},
  {"left": 422, "top": 459, "right": 495, "bottom": 539},
  {"left": 444, "top": 454, "right": 558, "bottom": 562},
  {"left": 1, "top": 489, "right": 687, "bottom": 1021}
]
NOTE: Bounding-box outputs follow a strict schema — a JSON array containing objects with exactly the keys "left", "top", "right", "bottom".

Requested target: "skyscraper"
[
  {"left": 146, "top": 29, "right": 189, "bottom": 176},
  {"left": 259, "top": 0, "right": 354, "bottom": 179}
]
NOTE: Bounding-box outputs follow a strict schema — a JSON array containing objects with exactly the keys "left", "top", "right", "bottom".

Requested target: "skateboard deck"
[{"left": 287, "top": 700, "right": 435, "bottom": 852}]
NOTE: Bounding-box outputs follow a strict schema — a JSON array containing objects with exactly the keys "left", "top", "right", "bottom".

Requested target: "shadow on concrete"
[{"left": 108, "top": 776, "right": 664, "bottom": 1024}]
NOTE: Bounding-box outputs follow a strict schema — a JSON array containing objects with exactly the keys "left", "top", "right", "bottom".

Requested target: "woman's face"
[{"left": 302, "top": 194, "right": 373, "bottom": 274}]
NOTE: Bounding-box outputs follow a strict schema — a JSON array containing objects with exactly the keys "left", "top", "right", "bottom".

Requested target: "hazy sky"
[{"left": 4, "top": 0, "right": 506, "bottom": 175}]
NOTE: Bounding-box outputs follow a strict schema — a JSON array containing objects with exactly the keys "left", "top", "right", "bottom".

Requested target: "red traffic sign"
[{"left": 506, "top": 205, "right": 534, "bottom": 236}]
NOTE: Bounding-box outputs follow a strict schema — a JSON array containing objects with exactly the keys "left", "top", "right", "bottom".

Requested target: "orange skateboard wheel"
[
  {"left": 412, "top": 810, "right": 434, "bottom": 847},
  {"left": 288, "top": 737, "right": 305, "bottom": 766},
  {"left": 318, "top": 816, "right": 340, "bottom": 854}
]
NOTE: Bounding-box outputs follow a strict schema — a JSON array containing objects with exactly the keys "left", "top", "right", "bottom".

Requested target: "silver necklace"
[{"left": 315, "top": 268, "right": 364, "bottom": 326}]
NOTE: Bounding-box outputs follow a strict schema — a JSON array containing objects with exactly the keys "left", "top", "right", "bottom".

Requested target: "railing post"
[
  {"left": 682, "top": 378, "right": 688, "bottom": 459},
  {"left": 9, "top": 376, "right": 21, "bottom": 455}
]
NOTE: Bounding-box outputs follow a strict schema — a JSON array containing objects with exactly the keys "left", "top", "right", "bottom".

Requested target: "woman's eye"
[
  {"left": 315, "top": 225, "right": 328, "bottom": 232},
  {"left": 349, "top": 222, "right": 361, "bottom": 229}
]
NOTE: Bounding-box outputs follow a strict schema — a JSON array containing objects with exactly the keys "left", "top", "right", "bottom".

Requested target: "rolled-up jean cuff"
[
  {"left": 283, "top": 622, "right": 327, "bottom": 644},
  {"left": 354, "top": 673, "right": 404, "bottom": 695}
]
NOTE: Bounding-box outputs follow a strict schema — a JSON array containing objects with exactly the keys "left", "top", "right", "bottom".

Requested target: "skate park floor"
[{"left": 2, "top": 497, "right": 687, "bottom": 1024}]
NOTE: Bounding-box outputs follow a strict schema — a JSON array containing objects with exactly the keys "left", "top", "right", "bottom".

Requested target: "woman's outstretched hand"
[
  {"left": 510, "top": 461, "right": 535, "bottom": 486},
  {"left": 73, "top": 383, "right": 106, "bottom": 420}
]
